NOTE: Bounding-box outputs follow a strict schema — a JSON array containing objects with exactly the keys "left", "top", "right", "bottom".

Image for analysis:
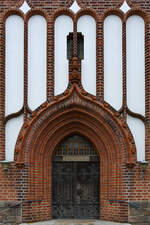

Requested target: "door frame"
[{"left": 51, "top": 134, "right": 100, "bottom": 219}]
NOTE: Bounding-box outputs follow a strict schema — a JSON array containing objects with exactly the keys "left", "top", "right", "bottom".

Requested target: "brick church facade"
[{"left": 0, "top": 0, "right": 150, "bottom": 224}]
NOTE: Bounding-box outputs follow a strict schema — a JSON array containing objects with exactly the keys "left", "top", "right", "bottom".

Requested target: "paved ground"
[{"left": 21, "top": 220, "right": 131, "bottom": 225}]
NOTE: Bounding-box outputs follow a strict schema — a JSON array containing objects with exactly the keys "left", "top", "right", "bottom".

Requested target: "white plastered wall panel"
[
  {"left": 126, "top": 15, "right": 145, "bottom": 161},
  {"left": 77, "top": 15, "right": 96, "bottom": 96},
  {"left": 28, "top": 15, "right": 47, "bottom": 110},
  {"left": 127, "top": 15, "right": 145, "bottom": 116},
  {"left": 55, "top": 16, "right": 73, "bottom": 96},
  {"left": 5, "top": 115, "right": 23, "bottom": 161},
  {"left": 5, "top": 15, "right": 24, "bottom": 116},
  {"left": 127, "top": 115, "right": 145, "bottom": 161},
  {"left": 104, "top": 15, "right": 122, "bottom": 110}
]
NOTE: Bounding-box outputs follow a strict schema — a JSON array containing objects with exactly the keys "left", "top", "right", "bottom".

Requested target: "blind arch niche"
[
  {"left": 28, "top": 15, "right": 47, "bottom": 111},
  {"left": 126, "top": 15, "right": 145, "bottom": 116},
  {"left": 5, "top": 15, "right": 24, "bottom": 116},
  {"left": 5, "top": 15, "right": 24, "bottom": 161},
  {"left": 126, "top": 15, "right": 145, "bottom": 161},
  {"left": 77, "top": 15, "right": 96, "bottom": 96},
  {"left": 54, "top": 15, "right": 73, "bottom": 96},
  {"left": 104, "top": 15, "right": 122, "bottom": 110}
]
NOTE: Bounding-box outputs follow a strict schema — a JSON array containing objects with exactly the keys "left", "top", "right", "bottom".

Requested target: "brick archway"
[{"left": 15, "top": 84, "right": 136, "bottom": 222}]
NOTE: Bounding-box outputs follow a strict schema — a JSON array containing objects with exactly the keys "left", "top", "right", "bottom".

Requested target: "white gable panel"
[
  {"left": 127, "top": 15, "right": 145, "bottom": 116},
  {"left": 104, "top": 15, "right": 122, "bottom": 110},
  {"left": 55, "top": 16, "right": 73, "bottom": 96},
  {"left": 127, "top": 115, "right": 145, "bottom": 161},
  {"left": 20, "top": 0, "right": 31, "bottom": 14},
  {"left": 69, "top": 0, "right": 81, "bottom": 14},
  {"left": 5, "top": 15, "right": 24, "bottom": 116},
  {"left": 28, "top": 15, "right": 47, "bottom": 111},
  {"left": 5, "top": 115, "right": 23, "bottom": 161},
  {"left": 120, "top": 0, "right": 131, "bottom": 13},
  {"left": 77, "top": 15, "right": 96, "bottom": 96}
]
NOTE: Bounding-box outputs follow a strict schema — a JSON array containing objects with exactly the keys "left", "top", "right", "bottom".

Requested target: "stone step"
[{"left": 21, "top": 220, "right": 131, "bottom": 225}]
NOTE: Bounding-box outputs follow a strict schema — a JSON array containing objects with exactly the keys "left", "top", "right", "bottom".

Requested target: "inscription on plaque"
[{"left": 63, "top": 155, "right": 89, "bottom": 161}]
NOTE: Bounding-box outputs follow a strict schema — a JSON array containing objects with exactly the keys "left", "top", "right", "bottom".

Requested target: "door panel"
[
  {"left": 52, "top": 161, "right": 100, "bottom": 219},
  {"left": 52, "top": 162, "right": 74, "bottom": 218}
]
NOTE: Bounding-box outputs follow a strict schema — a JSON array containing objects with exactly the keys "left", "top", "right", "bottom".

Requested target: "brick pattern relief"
[{"left": 0, "top": 0, "right": 150, "bottom": 224}]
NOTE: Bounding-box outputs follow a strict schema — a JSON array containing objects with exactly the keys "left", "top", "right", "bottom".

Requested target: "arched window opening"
[
  {"left": 53, "top": 134, "right": 99, "bottom": 159},
  {"left": 67, "top": 32, "right": 84, "bottom": 60}
]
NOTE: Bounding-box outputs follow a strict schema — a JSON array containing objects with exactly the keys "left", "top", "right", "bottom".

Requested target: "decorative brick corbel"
[
  {"left": 69, "top": 57, "right": 81, "bottom": 84},
  {"left": 16, "top": 161, "right": 24, "bottom": 169}
]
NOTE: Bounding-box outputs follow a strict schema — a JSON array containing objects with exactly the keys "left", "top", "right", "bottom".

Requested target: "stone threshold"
[{"left": 21, "top": 219, "right": 131, "bottom": 225}]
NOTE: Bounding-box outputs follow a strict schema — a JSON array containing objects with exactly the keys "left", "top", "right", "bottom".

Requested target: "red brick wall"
[{"left": 0, "top": 0, "right": 150, "bottom": 224}]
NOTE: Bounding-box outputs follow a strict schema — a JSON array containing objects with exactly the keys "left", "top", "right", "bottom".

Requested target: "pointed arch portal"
[
  {"left": 52, "top": 134, "right": 100, "bottom": 219},
  {"left": 15, "top": 84, "right": 136, "bottom": 220}
]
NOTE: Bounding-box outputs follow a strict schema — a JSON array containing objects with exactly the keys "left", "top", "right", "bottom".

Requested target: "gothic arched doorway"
[{"left": 52, "top": 134, "right": 100, "bottom": 219}]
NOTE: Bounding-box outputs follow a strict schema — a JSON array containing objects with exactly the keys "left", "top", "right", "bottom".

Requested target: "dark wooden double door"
[{"left": 52, "top": 161, "right": 100, "bottom": 219}]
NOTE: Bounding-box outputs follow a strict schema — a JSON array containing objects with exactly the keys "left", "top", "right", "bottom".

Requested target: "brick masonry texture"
[{"left": 0, "top": 0, "right": 150, "bottom": 224}]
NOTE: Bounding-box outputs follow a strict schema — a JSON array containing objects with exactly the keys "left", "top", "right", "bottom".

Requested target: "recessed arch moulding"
[{"left": 14, "top": 84, "right": 136, "bottom": 220}]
